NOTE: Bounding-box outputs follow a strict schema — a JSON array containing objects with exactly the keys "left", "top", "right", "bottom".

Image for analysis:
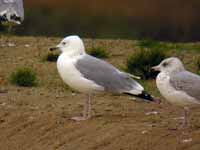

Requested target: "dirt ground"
[{"left": 0, "top": 36, "right": 200, "bottom": 150}]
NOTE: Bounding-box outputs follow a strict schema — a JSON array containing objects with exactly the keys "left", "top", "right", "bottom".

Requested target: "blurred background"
[{"left": 1, "top": 0, "right": 200, "bottom": 41}]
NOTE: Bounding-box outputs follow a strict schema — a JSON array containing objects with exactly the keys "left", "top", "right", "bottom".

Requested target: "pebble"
[
  {"left": 8, "top": 43, "right": 16, "bottom": 47},
  {"left": 72, "top": 93, "right": 76, "bottom": 96},
  {"left": 145, "top": 111, "right": 159, "bottom": 115},
  {"left": 129, "top": 97, "right": 136, "bottom": 100},
  {"left": 0, "top": 102, "right": 6, "bottom": 106},
  {"left": 182, "top": 138, "right": 192, "bottom": 143},
  {"left": 25, "top": 44, "right": 30, "bottom": 47},
  {"left": 141, "top": 130, "right": 148, "bottom": 134}
]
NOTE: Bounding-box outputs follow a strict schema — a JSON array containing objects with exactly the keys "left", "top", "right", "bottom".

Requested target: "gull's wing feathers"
[
  {"left": 75, "top": 55, "right": 144, "bottom": 95},
  {"left": 170, "top": 71, "right": 200, "bottom": 100},
  {"left": 120, "top": 72, "right": 141, "bottom": 80}
]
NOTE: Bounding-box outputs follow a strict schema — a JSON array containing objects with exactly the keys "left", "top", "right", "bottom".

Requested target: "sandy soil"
[{"left": 0, "top": 36, "right": 200, "bottom": 150}]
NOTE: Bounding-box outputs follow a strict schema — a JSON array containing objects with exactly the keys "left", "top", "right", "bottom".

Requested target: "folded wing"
[
  {"left": 75, "top": 55, "right": 144, "bottom": 95},
  {"left": 170, "top": 71, "right": 200, "bottom": 100}
]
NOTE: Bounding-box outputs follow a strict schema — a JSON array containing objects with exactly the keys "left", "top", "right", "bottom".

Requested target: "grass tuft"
[
  {"left": 137, "top": 39, "right": 167, "bottom": 50},
  {"left": 196, "top": 57, "right": 200, "bottom": 75},
  {"left": 196, "top": 57, "right": 200, "bottom": 70},
  {"left": 10, "top": 68, "right": 37, "bottom": 87},
  {"left": 88, "top": 47, "right": 109, "bottom": 58},
  {"left": 126, "top": 49, "right": 167, "bottom": 79}
]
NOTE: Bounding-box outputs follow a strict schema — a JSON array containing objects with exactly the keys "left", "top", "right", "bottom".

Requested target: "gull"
[
  {"left": 152, "top": 57, "right": 200, "bottom": 127},
  {"left": 50, "top": 35, "right": 154, "bottom": 121},
  {"left": 0, "top": 0, "right": 24, "bottom": 25}
]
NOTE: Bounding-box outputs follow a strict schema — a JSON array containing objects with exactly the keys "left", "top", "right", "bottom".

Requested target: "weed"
[
  {"left": 137, "top": 39, "right": 167, "bottom": 50},
  {"left": 10, "top": 68, "right": 37, "bottom": 87},
  {"left": 88, "top": 47, "right": 109, "bottom": 58},
  {"left": 196, "top": 57, "right": 200, "bottom": 70},
  {"left": 126, "top": 49, "right": 167, "bottom": 79}
]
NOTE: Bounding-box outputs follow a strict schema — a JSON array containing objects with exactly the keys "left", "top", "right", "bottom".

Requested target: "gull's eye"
[
  {"left": 62, "top": 42, "right": 66, "bottom": 45},
  {"left": 162, "top": 62, "right": 168, "bottom": 67}
]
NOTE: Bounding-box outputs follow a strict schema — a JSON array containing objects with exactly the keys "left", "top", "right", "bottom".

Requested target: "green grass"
[
  {"left": 88, "top": 47, "right": 109, "bottom": 58},
  {"left": 138, "top": 39, "right": 200, "bottom": 52},
  {"left": 138, "top": 39, "right": 161, "bottom": 49},
  {"left": 10, "top": 68, "right": 37, "bottom": 87},
  {"left": 126, "top": 48, "right": 167, "bottom": 79},
  {"left": 137, "top": 39, "right": 170, "bottom": 51},
  {"left": 196, "top": 57, "right": 200, "bottom": 70},
  {"left": 196, "top": 57, "right": 200, "bottom": 75}
]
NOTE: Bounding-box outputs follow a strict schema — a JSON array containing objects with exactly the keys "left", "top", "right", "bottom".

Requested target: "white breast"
[
  {"left": 156, "top": 72, "right": 200, "bottom": 106},
  {"left": 57, "top": 53, "right": 104, "bottom": 93}
]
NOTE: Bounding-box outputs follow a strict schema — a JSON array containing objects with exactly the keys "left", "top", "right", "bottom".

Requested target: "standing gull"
[
  {"left": 50, "top": 35, "right": 154, "bottom": 121},
  {"left": 152, "top": 57, "right": 200, "bottom": 127},
  {"left": 0, "top": 0, "right": 24, "bottom": 25}
]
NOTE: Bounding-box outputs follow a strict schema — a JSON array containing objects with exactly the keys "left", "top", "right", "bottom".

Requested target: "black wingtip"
[{"left": 137, "top": 91, "right": 154, "bottom": 102}]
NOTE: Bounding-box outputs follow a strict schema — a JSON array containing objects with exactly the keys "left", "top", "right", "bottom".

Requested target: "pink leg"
[
  {"left": 181, "top": 107, "right": 190, "bottom": 129},
  {"left": 71, "top": 93, "right": 92, "bottom": 121},
  {"left": 179, "top": 107, "right": 193, "bottom": 142}
]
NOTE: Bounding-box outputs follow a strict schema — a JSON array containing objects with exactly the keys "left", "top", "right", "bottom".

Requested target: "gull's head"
[
  {"left": 152, "top": 57, "right": 185, "bottom": 75},
  {"left": 49, "top": 35, "right": 85, "bottom": 56}
]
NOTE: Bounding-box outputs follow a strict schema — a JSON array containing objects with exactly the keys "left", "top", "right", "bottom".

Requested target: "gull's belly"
[
  {"left": 57, "top": 55, "right": 104, "bottom": 93},
  {"left": 156, "top": 73, "right": 199, "bottom": 106}
]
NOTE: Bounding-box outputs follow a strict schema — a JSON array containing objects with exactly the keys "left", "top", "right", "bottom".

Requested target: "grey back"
[
  {"left": 170, "top": 71, "right": 200, "bottom": 100},
  {"left": 75, "top": 55, "right": 140, "bottom": 93}
]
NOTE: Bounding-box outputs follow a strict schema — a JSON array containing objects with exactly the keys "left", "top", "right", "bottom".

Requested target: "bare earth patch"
[{"left": 0, "top": 36, "right": 200, "bottom": 150}]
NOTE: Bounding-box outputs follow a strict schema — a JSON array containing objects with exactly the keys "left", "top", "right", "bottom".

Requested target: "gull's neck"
[{"left": 61, "top": 50, "right": 86, "bottom": 58}]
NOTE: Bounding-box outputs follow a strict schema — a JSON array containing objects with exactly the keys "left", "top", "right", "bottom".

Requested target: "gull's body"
[
  {"left": 50, "top": 35, "right": 153, "bottom": 121},
  {"left": 57, "top": 54, "right": 104, "bottom": 93},
  {"left": 152, "top": 57, "right": 200, "bottom": 127},
  {"left": 156, "top": 71, "right": 200, "bottom": 107}
]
